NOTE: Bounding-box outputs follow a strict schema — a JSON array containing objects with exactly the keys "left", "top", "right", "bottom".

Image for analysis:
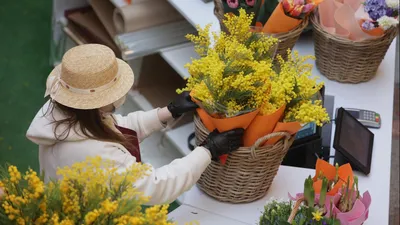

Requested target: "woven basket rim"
[
  {"left": 311, "top": 14, "right": 399, "bottom": 45},
  {"left": 193, "top": 115, "right": 292, "bottom": 151}
]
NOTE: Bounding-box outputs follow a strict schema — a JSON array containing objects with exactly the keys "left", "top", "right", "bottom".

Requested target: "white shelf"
[
  {"left": 167, "top": 0, "right": 219, "bottom": 32},
  {"left": 160, "top": 0, "right": 219, "bottom": 79},
  {"left": 127, "top": 90, "right": 153, "bottom": 111},
  {"left": 165, "top": 122, "right": 194, "bottom": 156},
  {"left": 160, "top": 43, "right": 198, "bottom": 79},
  {"left": 116, "top": 21, "right": 196, "bottom": 60},
  {"left": 156, "top": 0, "right": 217, "bottom": 154}
]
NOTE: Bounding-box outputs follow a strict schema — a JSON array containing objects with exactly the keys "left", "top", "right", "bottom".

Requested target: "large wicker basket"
[
  {"left": 194, "top": 115, "right": 295, "bottom": 203},
  {"left": 213, "top": 0, "right": 309, "bottom": 60},
  {"left": 311, "top": 15, "right": 398, "bottom": 83}
]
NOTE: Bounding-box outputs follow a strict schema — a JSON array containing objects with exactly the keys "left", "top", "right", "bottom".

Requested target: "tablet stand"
[{"left": 334, "top": 151, "right": 363, "bottom": 173}]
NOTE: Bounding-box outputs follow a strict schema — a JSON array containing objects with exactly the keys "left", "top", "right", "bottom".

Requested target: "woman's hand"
[
  {"left": 201, "top": 128, "right": 245, "bottom": 161},
  {"left": 167, "top": 91, "right": 198, "bottom": 119}
]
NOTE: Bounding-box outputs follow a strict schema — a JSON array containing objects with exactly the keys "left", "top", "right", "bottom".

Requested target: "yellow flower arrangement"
[
  {"left": 0, "top": 157, "right": 175, "bottom": 225},
  {"left": 262, "top": 50, "right": 330, "bottom": 126},
  {"left": 178, "top": 8, "right": 278, "bottom": 117},
  {"left": 178, "top": 8, "right": 329, "bottom": 127}
]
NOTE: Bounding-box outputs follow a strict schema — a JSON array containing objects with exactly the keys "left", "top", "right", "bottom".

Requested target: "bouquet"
[
  {"left": 178, "top": 9, "right": 329, "bottom": 163},
  {"left": 0, "top": 157, "right": 173, "bottom": 225},
  {"left": 220, "top": 0, "right": 322, "bottom": 33},
  {"left": 260, "top": 160, "right": 371, "bottom": 225},
  {"left": 361, "top": 0, "right": 399, "bottom": 34},
  {"left": 317, "top": 0, "right": 399, "bottom": 41}
]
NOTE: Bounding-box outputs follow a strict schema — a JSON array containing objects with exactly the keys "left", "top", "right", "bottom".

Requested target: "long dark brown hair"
[{"left": 45, "top": 100, "right": 134, "bottom": 149}]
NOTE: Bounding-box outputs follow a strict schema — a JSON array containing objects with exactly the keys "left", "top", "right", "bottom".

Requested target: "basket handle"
[
  {"left": 287, "top": 197, "right": 305, "bottom": 223},
  {"left": 250, "top": 132, "right": 291, "bottom": 159}
]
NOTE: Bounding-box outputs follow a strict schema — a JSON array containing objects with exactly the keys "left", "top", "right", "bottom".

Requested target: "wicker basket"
[
  {"left": 194, "top": 115, "right": 295, "bottom": 203},
  {"left": 287, "top": 197, "right": 305, "bottom": 223},
  {"left": 213, "top": 0, "right": 309, "bottom": 60},
  {"left": 311, "top": 15, "right": 398, "bottom": 83}
]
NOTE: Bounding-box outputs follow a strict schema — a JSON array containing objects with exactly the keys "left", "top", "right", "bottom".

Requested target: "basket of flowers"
[
  {"left": 178, "top": 9, "right": 330, "bottom": 203},
  {"left": 0, "top": 157, "right": 174, "bottom": 225},
  {"left": 311, "top": 0, "right": 399, "bottom": 83},
  {"left": 213, "top": 0, "right": 322, "bottom": 59}
]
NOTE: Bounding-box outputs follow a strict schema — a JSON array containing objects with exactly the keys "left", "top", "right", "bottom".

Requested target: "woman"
[{"left": 26, "top": 44, "right": 244, "bottom": 205}]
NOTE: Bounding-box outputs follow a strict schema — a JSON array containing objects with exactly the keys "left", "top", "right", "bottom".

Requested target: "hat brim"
[{"left": 48, "top": 59, "right": 134, "bottom": 110}]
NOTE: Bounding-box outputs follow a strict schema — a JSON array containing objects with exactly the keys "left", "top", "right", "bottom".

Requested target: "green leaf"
[
  {"left": 309, "top": 190, "right": 315, "bottom": 207},
  {"left": 319, "top": 177, "right": 328, "bottom": 207},
  {"left": 354, "top": 176, "right": 360, "bottom": 199},
  {"left": 255, "top": 0, "right": 280, "bottom": 25}
]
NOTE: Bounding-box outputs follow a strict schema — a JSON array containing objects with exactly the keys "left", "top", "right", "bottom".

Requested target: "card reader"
[{"left": 335, "top": 108, "right": 381, "bottom": 129}]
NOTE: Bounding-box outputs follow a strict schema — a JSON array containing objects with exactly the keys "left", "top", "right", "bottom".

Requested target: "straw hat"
[{"left": 45, "top": 44, "right": 134, "bottom": 109}]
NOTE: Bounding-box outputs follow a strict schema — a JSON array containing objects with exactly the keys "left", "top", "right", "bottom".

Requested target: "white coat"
[{"left": 26, "top": 101, "right": 211, "bottom": 205}]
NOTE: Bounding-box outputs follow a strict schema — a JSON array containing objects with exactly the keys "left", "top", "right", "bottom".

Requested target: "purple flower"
[
  {"left": 302, "top": 3, "right": 315, "bottom": 13},
  {"left": 364, "top": 0, "right": 388, "bottom": 20},
  {"left": 227, "top": 0, "right": 239, "bottom": 8},
  {"left": 294, "top": 0, "right": 305, "bottom": 5},
  {"left": 386, "top": 7, "right": 394, "bottom": 16},
  {"left": 362, "top": 20, "right": 376, "bottom": 30}
]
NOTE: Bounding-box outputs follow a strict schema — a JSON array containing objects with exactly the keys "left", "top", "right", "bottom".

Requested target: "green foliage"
[
  {"left": 259, "top": 199, "right": 341, "bottom": 225},
  {"left": 222, "top": 0, "right": 279, "bottom": 26},
  {"left": 259, "top": 199, "right": 293, "bottom": 225},
  {"left": 303, "top": 176, "right": 314, "bottom": 207},
  {"left": 260, "top": 174, "right": 341, "bottom": 225},
  {"left": 255, "top": 0, "right": 279, "bottom": 25},
  {"left": 319, "top": 177, "right": 328, "bottom": 207}
]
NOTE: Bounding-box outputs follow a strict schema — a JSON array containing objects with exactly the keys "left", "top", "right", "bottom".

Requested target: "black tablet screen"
[
  {"left": 338, "top": 114, "right": 371, "bottom": 167},
  {"left": 334, "top": 108, "right": 374, "bottom": 174}
]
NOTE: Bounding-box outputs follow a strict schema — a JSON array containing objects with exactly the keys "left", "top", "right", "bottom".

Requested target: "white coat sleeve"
[
  {"left": 104, "top": 145, "right": 211, "bottom": 205},
  {"left": 113, "top": 109, "right": 165, "bottom": 142}
]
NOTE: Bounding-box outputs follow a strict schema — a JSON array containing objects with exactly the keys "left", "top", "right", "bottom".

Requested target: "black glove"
[
  {"left": 167, "top": 91, "right": 199, "bottom": 119},
  {"left": 201, "top": 128, "right": 245, "bottom": 161}
]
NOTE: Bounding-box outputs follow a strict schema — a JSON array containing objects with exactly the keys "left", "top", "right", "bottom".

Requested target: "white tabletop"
[
  {"left": 168, "top": 204, "right": 249, "bottom": 225},
  {"left": 167, "top": 1, "right": 397, "bottom": 224}
]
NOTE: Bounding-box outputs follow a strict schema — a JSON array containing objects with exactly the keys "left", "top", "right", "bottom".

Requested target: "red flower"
[
  {"left": 290, "top": 5, "right": 304, "bottom": 17},
  {"left": 282, "top": 0, "right": 294, "bottom": 12},
  {"left": 227, "top": 0, "right": 239, "bottom": 8},
  {"left": 246, "top": 0, "right": 255, "bottom": 6}
]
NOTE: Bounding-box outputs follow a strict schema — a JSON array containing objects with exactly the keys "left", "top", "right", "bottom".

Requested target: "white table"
[{"left": 166, "top": 1, "right": 397, "bottom": 224}]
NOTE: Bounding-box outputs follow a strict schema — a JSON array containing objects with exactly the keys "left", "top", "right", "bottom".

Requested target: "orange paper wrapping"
[
  {"left": 196, "top": 108, "right": 259, "bottom": 164},
  {"left": 359, "top": 19, "right": 384, "bottom": 36},
  {"left": 243, "top": 105, "right": 286, "bottom": 147},
  {"left": 262, "top": 3, "right": 302, "bottom": 34},
  {"left": 312, "top": 159, "right": 354, "bottom": 196},
  {"left": 264, "top": 121, "right": 302, "bottom": 145}
]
